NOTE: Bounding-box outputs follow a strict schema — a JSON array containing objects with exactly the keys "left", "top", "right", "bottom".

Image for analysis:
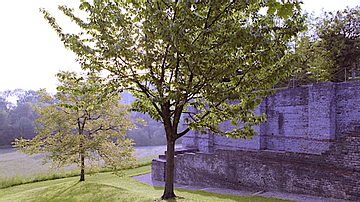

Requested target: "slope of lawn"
[
  {"left": 0, "top": 165, "right": 291, "bottom": 202},
  {"left": 0, "top": 145, "right": 292, "bottom": 201}
]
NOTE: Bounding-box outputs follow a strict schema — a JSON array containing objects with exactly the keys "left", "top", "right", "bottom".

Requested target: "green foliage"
[
  {"left": 13, "top": 71, "right": 136, "bottom": 180},
  {"left": 0, "top": 90, "right": 39, "bottom": 146},
  {"left": 288, "top": 6, "right": 360, "bottom": 84},
  {"left": 40, "top": 0, "right": 304, "bottom": 140},
  {"left": 127, "top": 112, "right": 174, "bottom": 146},
  {"left": 315, "top": 6, "right": 360, "bottom": 82},
  {"left": 127, "top": 127, "right": 166, "bottom": 146},
  {"left": 40, "top": 0, "right": 304, "bottom": 198}
]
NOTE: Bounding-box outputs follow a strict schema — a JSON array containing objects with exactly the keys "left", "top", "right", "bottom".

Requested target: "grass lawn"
[
  {"left": 0, "top": 145, "right": 175, "bottom": 180},
  {"left": 0, "top": 145, "right": 292, "bottom": 201},
  {"left": 0, "top": 165, "right": 290, "bottom": 202},
  {"left": 0, "top": 145, "right": 171, "bottom": 188}
]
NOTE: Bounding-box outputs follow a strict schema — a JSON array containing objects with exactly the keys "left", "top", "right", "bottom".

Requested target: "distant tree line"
[
  {"left": 0, "top": 89, "right": 40, "bottom": 147},
  {"left": 0, "top": 89, "right": 168, "bottom": 147},
  {"left": 127, "top": 112, "right": 184, "bottom": 146}
]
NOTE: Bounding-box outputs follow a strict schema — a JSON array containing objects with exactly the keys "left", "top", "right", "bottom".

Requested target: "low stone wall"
[{"left": 152, "top": 127, "right": 360, "bottom": 201}]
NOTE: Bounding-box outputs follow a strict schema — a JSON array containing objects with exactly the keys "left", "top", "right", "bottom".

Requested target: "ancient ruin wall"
[
  {"left": 335, "top": 82, "right": 360, "bottom": 136},
  {"left": 182, "top": 81, "right": 360, "bottom": 154},
  {"left": 153, "top": 81, "right": 360, "bottom": 201},
  {"left": 152, "top": 127, "right": 360, "bottom": 201}
]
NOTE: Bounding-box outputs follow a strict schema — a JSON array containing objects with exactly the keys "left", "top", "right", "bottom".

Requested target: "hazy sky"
[{"left": 0, "top": 0, "right": 359, "bottom": 93}]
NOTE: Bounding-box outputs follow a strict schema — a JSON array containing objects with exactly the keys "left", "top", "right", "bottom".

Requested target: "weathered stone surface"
[
  {"left": 151, "top": 158, "right": 165, "bottom": 181},
  {"left": 182, "top": 81, "right": 360, "bottom": 154},
  {"left": 153, "top": 81, "right": 360, "bottom": 201},
  {"left": 153, "top": 129, "right": 360, "bottom": 200}
]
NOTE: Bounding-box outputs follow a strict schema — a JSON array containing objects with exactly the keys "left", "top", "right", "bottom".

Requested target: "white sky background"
[{"left": 0, "top": 0, "right": 359, "bottom": 94}]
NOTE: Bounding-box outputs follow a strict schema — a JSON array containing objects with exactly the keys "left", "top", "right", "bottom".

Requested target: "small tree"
[
  {"left": 41, "top": 0, "right": 304, "bottom": 199},
  {"left": 14, "top": 71, "right": 135, "bottom": 181}
]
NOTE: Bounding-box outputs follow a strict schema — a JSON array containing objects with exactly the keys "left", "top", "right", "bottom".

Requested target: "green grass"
[
  {"left": 0, "top": 165, "right": 290, "bottom": 202},
  {"left": 0, "top": 145, "right": 292, "bottom": 201},
  {"left": 0, "top": 148, "right": 79, "bottom": 188},
  {"left": 0, "top": 145, "right": 170, "bottom": 188},
  {"left": 0, "top": 144, "right": 181, "bottom": 188}
]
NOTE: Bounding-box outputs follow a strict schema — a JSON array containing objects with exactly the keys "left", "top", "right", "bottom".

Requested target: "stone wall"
[
  {"left": 152, "top": 127, "right": 360, "bottom": 201},
  {"left": 182, "top": 81, "right": 360, "bottom": 154},
  {"left": 152, "top": 81, "right": 360, "bottom": 201},
  {"left": 259, "top": 82, "right": 336, "bottom": 154},
  {"left": 335, "top": 82, "right": 360, "bottom": 137}
]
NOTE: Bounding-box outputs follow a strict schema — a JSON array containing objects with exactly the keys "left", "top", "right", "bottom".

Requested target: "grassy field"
[
  {"left": 0, "top": 145, "right": 171, "bottom": 188},
  {"left": 0, "top": 145, "right": 291, "bottom": 201},
  {"left": 0, "top": 144, "right": 176, "bottom": 178},
  {"left": 0, "top": 165, "right": 289, "bottom": 202}
]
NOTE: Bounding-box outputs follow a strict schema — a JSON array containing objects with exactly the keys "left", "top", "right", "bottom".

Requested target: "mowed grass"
[
  {"left": 0, "top": 165, "right": 290, "bottom": 202},
  {"left": 0, "top": 145, "right": 292, "bottom": 201}
]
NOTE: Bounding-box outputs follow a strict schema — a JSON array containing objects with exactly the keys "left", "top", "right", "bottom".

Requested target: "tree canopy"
[
  {"left": 316, "top": 6, "right": 360, "bottom": 82},
  {"left": 41, "top": 0, "right": 305, "bottom": 199},
  {"left": 14, "top": 71, "right": 136, "bottom": 181},
  {"left": 288, "top": 6, "right": 360, "bottom": 85}
]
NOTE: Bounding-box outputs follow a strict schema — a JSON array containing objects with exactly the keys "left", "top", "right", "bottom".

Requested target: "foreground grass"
[
  {"left": 0, "top": 165, "right": 290, "bottom": 202},
  {"left": 0, "top": 146, "right": 292, "bottom": 201}
]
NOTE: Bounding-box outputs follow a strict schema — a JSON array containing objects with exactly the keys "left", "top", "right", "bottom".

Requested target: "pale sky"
[{"left": 0, "top": 0, "right": 359, "bottom": 93}]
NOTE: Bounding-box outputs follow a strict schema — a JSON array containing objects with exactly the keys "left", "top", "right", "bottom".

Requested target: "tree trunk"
[
  {"left": 80, "top": 152, "right": 85, "bottom": 181},
  {"left": 161, "top": 139, "right": 176, "bottom": 200}
]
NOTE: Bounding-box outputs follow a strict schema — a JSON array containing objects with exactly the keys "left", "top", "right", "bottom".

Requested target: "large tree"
[
  {"left": 41, "top": 0, "right": 304, "bottom": 199},
  {"left": 14, "top": 71, "right": 135, "bottom": 181}
]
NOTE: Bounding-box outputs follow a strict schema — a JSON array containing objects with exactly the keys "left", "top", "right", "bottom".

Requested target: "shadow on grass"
[
  {"left": 49, "top": 181, "right": 80, "bottom": 201},
  {"left": 35, "top": 181, "right": 133, "bottom": 202}
]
